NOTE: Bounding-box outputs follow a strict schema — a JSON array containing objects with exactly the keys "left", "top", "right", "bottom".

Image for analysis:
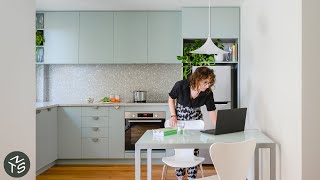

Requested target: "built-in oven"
[{"left": 125, "top": 111, "right": 166, "bottom": 151}]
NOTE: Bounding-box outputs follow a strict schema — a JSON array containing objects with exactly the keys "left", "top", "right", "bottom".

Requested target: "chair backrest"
[
  {"left": 209, "top": 139, "right": 256, "bottom": 180},
  {"left": 164, "top": 120, "right": 205, "bottom": 161}
]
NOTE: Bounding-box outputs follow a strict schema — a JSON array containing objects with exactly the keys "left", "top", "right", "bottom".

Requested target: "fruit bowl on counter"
[{"left": 99, "top": 97, "right": 121, "bottom": 103}]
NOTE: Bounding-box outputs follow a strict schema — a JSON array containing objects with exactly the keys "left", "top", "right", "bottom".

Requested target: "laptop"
[{"left": 201, "top": 108, "right": 247, "bottom": 135}]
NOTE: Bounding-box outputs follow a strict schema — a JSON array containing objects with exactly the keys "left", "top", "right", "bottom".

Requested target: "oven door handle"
[{"left": 127, "top": 120, "right": 163, "bottom": 123}]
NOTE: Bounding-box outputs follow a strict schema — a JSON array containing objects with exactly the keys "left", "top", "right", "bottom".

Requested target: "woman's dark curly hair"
[{"left": 189, "top": 67, "right": 216, "bottom": 92}]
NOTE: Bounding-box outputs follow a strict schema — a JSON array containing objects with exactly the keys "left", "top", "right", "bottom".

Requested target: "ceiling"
[{"left": 36, "top": 0, "right": 243, "bottom": 11}]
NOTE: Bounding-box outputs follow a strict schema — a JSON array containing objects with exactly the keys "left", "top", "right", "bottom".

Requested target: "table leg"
[
  {"left": 147, "top": 149, "right": 152, "bottom": 180},
  {"left": 254, "top": 148, "right": 260, "bottom": 180},
  {"left": 270, "top": 145, "right": 276, "bottom": 180},
  {"left": 135, "top": 148, "right": 141, "bottom": 180}
]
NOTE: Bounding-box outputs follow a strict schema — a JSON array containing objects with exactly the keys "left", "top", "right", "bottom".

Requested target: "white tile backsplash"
[{"left": 36, "top": 64, "right": 182, "bottom": 103}]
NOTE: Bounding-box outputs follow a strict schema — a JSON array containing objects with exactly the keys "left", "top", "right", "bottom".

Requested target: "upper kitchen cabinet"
[
  {"left": 147, "top": 12, "right": 182, "bottom": 64},
  {"left": 114, "top": 12, "right": 148, "bottom": 63},
  {"left": 182, "top": 7, "right": 240, "bottom": 39},
  {"left": 79, "top": 12, "right": 114, "bottom": 64},
  {"left": 44, "top": 12, "right": 79, "bottom": 64}
]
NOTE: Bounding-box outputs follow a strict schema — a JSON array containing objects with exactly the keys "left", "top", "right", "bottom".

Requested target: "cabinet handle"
[
  {"left": 114, "top": 106, "right": 120, "bottom": 110},
  {"left": 92, "top": 138, "right": 99, "bottom": 142},
  {"left": 92, "top": 127, "right": 99, "bottom": 131},
  {"left": 92, "top": 116, "right": 99, "bottom": 120},
  {"left": 36, "top": 110, "right": 41, "bottom": 114},
  {"left": 92, "top": 106, "right": 99, "bottom": 109}
]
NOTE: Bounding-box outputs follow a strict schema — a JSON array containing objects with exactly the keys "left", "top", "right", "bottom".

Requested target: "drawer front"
[
  {"left": 82, "top": 106, "right": 109, "bottom": 116},
  {"left": 82, "top": 138, "right": 108, "bottom": 158},
  {"left": 82, "top": 127, "right": 108, "bottom": 137},
  {"left": 82, "top": 116, "right": 108, "bottom": 127}
]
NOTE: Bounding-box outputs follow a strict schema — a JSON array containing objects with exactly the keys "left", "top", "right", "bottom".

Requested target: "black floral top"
[{"left": 169, "top": 79, "right": 216, "bottom": 121}]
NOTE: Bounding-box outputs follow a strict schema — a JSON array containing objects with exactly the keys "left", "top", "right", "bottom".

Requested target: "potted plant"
[
  {"left": 36, "top": 30, "right": 45, "bottom": 46},
  {"left": 177, "top": 39, "right": 224, "bottom": 79}
]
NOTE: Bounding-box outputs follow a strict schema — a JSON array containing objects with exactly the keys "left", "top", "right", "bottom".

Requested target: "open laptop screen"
[{"left": 201, "top": 108, "right": 247, "bottom": 135}]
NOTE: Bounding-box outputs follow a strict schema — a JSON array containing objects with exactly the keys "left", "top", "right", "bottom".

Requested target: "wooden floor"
[{"left": 37, "top": 164, "right": 216, "bottom": 180}]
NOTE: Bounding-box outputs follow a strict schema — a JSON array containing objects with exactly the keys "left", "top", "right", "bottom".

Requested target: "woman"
[{"left": 168, "top": 66, "right": 217, "bottom": 180}]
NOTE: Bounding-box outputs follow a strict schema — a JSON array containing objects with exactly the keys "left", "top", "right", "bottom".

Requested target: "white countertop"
[{"left": 36, "top": 101, "right": 168, "bottom": 110}]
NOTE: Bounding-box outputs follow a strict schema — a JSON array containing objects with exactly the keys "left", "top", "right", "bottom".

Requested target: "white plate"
[{"left": 100, "top": 101, "right": 112, "bottom": 104}]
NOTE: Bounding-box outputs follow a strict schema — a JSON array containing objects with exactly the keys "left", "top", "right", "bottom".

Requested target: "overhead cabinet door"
[
  {"left": 182, "top": 7, "right": 239, "bottom": 39},
  {"left": 114, "top": 12, "right": 148, "bottom": 63},
  {"left": 147, "top": 12, "right": 182, "bottom": 63},
  {"left": 44, "top": 12, "right": 79, "bottom": 64},
  {"left": 79, "top": 12, "right": 114, "bottom": 64}
]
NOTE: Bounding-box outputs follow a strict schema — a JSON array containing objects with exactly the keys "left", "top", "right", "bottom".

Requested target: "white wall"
[
  {"left": 0, "top": 1, "right": 35, "bottom": 180},
  {"left": 302, "top": 0, "right": 320, "bottom": 179},
  {"left": 240, "top": 0, "right": 301, "bottom": 180}
]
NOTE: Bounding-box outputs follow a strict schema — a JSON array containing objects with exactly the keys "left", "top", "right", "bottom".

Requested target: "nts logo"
[{"left": 3, "top": 151, "right": 30, "bottom": 178}]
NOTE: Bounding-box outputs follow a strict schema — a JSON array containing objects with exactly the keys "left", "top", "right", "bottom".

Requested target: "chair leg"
[
  {"left": 199, "top": 164, "right": 204, "bottom": 178},
  {"left": 161, "top": 165, "right": 167, "bottom": 180},
  {"left": 164, "top": 165, "right": 168, "bottom": 180}
]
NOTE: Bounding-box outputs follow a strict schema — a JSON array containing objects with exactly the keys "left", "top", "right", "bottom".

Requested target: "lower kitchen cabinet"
[
  {"left": 82, "top": 138, "right": 109, "bottom": 158},
  {"left": 36, "top": 107, "right": 57, "bottom": 171},
  {"left": 109, "top": 106, "right": 125, "bottom": 158},
  {"left": 81, "top": 106, "right": 109, "bottom": 158},
  {"left": 58, "top": 107, "right": 82, "bottom": 159}
]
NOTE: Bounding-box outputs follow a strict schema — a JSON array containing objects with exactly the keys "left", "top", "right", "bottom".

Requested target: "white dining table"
[{"left": 135, "top": 129, "right": 276, "bottom": 180}]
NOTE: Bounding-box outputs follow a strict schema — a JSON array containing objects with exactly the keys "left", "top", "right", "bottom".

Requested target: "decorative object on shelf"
[
  {"left": 36, "top": 48, "right": 44, "bottom": 63},
  {"left": 213, "top": 39, "right": 225, "bottom": 61},
  {"left": 177, "top": 39, "right": 223, "bottom": 79},
  {"left": 36, "top": 13, "right": 44, "bottom": 29},
  {"left": 232, "top": 44, "right": 237, "bottom": 62},
  {"left": 190, "top": 0, "right": 228, "bottom": 55}
]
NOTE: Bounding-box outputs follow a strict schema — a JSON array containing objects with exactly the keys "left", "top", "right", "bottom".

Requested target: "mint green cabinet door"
[
  {"left": 210, "top": 8, "right": 239, "bottom": 38},
  {"left": 114, "top": 12, "right": 148, "bottom": 63},
  {"left": 108, "top": 106, "right": 125, "bottom": 158},
  {"left": 79, "top": 12, "right": 114, "bottom": 64},
  {"left": 44, "top": 12, "right": 79, "bottom": 64},
  {"left": 148, "top": 12, "right": 182, "bottom": 64},
  {"left": 182, "top": 8, "right": 239, "bottom": 39},
  {"left": 58, "top": 107, "right": 81, "bottom": 159},
  {"left": 36, "top": 107, "right": 57, "bottom": 171},
  {"left": 182, "top": 8, "right": 209, "bottom": 38}
]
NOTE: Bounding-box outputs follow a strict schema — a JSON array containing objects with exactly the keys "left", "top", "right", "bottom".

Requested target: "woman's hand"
[{"left": 169, "top": 115, "right": 177, "bottom": 127}]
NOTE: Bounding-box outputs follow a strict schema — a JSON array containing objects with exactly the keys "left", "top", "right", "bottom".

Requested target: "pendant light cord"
[{"left": 208, "top": 0, "right": 211, "bottom": 37}]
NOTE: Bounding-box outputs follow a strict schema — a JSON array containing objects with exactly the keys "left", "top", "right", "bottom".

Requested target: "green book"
[{"left": 153, "top": 128, "right": 177, "bottom": 136}]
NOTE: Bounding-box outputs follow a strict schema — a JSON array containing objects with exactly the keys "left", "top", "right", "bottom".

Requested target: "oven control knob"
[
  {"left": 132, "top": 114, "right": 135, "bottom": 118},
  {"left": 154, "top": 114, "right": 158, "bottom": 118}
]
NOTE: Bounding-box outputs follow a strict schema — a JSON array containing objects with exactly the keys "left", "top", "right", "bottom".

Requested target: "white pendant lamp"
[{"left": 190, "top": 0, "right": 228, "bottom": 55}]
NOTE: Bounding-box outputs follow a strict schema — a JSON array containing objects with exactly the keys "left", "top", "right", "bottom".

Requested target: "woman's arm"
[
  {"left": 208, "top": 111, "right": 217, "bottom": 126},
  {"left": 168, "top": 96, "right": 177, "bottom": 127}
]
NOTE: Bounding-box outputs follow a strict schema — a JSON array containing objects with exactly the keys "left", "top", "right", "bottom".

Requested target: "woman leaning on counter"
[{"left": 167, "top": 66, "right": 217, "bottom": 180}]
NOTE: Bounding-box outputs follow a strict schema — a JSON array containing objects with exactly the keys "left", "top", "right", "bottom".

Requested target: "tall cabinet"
[
  {"left": 44, "top": 12, "right": 79, "bottom": 64},
  {"left": 182, "top": 7, "right": 240, "bottom": 39}
]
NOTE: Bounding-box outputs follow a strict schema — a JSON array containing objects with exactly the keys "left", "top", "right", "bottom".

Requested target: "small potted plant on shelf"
[
  {"left": 177, "top": 39, "right": 224, "bottom": 79},
  {"left": 36, "top": 31, "right": 45, "bottom": 46}
]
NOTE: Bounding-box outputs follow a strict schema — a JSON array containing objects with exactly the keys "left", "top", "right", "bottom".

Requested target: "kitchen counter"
[{"left": 36, "top": 102, "right": 168, "bottom": 110}]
